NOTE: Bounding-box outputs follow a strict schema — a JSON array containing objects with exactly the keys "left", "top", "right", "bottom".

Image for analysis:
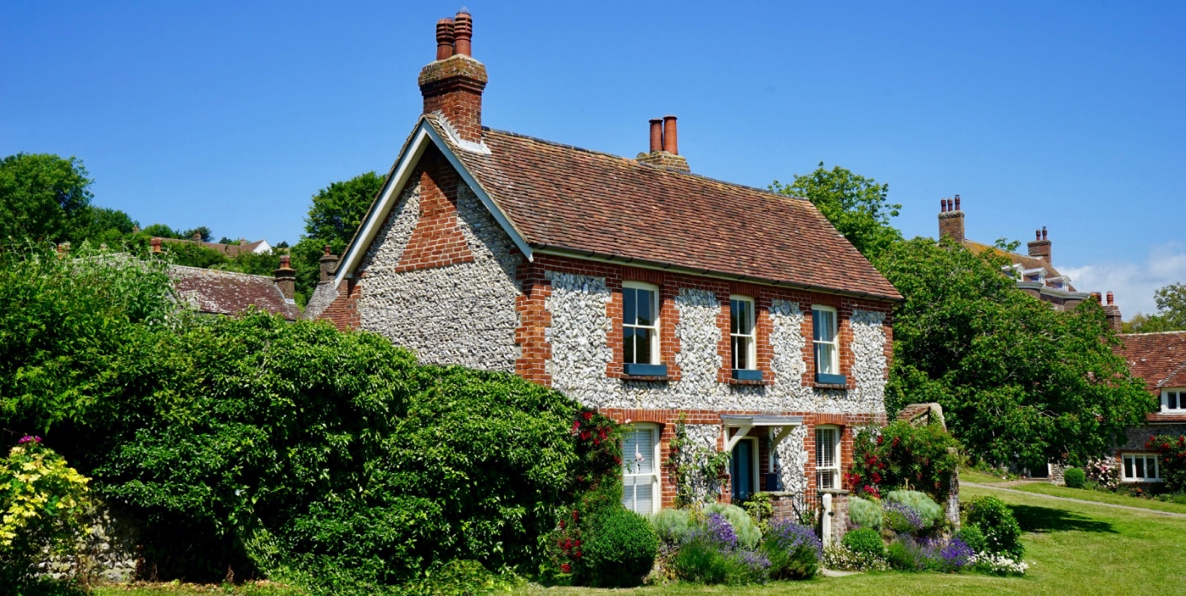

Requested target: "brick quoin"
[{"left": 394, "top": 148, "right": 476, "bottom": 273}]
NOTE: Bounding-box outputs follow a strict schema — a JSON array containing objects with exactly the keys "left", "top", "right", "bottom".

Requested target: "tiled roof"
[
  {"left": 1118, "top": 331, "right": 1186, "bottom": 394},
  {"left": 961, "top": 240, "right": 1075, "bottom": 290},
  {"left": 169, "top": 266, "right": 298, "bottom": 321},
  {"left": 432, "top": 118, "right": 901, "bottom": 301},
  {"left": 160, "top": 237, "right": 267, "bottom": 258}
]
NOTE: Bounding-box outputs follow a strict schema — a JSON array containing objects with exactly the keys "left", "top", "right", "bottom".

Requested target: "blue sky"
[{"left": 3, "top": 1, "right": 1184, "bottom": 317}]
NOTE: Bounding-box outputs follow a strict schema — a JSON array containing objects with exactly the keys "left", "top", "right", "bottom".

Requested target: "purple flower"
[
  {"left": 17, "top": 435, "right": 41, "bottom": 445},
  {"left": 884, "top": 502, "right": 924, "bottom": 533},
  {"left": 938, "top": 537, "right": 974, "bottom": 571},
  {"left": 705, "top": 512, "right": 739, "bottom": 550},
  {"left": 767, "top": 519, "right": 823, "bottom": 559},
  {"left": 738, "top": 549, "right": 772, "bottom": 574}
]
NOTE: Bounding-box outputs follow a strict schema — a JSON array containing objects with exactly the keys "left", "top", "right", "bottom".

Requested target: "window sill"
[
  {"left": 731, "top": 369, "right": 764, "bottom": 381},
  {"left": 621, "top": 375, "right": 672, "bottom": 383},
  {"left": 728, "top": 378, "right": 772, "bottom": 386},
  {"left": 815, "top": 373, "right": 847, "bottom": 385},
  {"left": 812, "top": 382, "right": 848, "bottom": 390},
  {"left": 624, "top": 363, "right": 668, "bottom": 377}
]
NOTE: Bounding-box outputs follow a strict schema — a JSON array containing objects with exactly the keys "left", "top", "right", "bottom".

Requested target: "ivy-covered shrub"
[
  {"left": 884, "top": 490, "right": 943, "bottom": 530},
  {"left": 845, "top": 420, "right": 961, "bottom": 501},
  {"left": 704, "top": 503, "right": 761, "bottom": 550},
  {"left": 760, "top": 520, "right": 821, "bottom": 580},
  {"left": 0, "top": 438, "right": 92, "bottom": 586},
  {"left": 1063, "top": 467, "right": 1086, "bottom": 489},
  {"left": 841, "top": 527, "right": 885, "bottom": 559},
  {"left": 955, "top": 525, "right": 987, "bottom": 555},
  {"left": 1147, "top": 435, "right": 1186, "bottom": 492},
  {"left": 965, "top": 497, "right": 1024, "bottom": 561},
  {"left": 649, "top": 508, "right": 695, "bottom": 547},
  {"left": 581, "top": 507, "right": 658, "bottom": 588},
  {"left": 848, "top": 496, "right": 883, "bottom": 529}
]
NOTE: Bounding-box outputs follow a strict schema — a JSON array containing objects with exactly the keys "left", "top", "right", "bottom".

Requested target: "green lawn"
[{"left": 1006, "top": 482, "right": 1186, "bottom": 515}]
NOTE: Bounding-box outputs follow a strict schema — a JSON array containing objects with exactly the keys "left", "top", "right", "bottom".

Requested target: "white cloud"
[{"left": 1061, "top": 242, "right": 1186, "bottom": 320}]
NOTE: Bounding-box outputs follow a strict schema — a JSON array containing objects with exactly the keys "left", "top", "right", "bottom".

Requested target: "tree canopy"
[
  {"left": 877, "top": 238, "right": 1154, "bottom": 467},
  {"left": 771, "top": 162, "right": 902, "bottom": 261},
  {"left": 1124, "top": 283, "right": 1186, "bottom": 333},
  {"left": 0, "top": 153, "right": 95, "bottom": 244},
  {"left": 290, "top": 171, "right": 384, "bottom": 304}
]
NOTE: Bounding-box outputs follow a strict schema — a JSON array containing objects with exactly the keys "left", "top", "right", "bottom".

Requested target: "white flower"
[{"left": 635, "top": 447, "right": 644, "bottom": 463}]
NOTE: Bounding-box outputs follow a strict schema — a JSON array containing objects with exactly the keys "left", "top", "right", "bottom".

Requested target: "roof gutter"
[{"left": 532, "top": 244, "right": 903, "bottom": 303}]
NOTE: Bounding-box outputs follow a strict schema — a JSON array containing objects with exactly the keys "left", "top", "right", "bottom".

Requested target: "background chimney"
[
  {"left": 1104, "top": 290, "right": 1123, "bottom": 332},
  {"left": 192, "top": 232, "right": 202, "bottom": 243},
  {"left": 938, "top": 196, "right": 965, "bottom": 242},
  {"left": 1028, "top": 226, "right": 1052, "bottom": 264},
  {"left": 274, "top": 255, "right": 296, "bottom": 301},
  {"left": 319, "top": 245, "right": 340, "bottom": 284},
  {"left": 151, "top": 237, "right": 162, "bottom": 254},
  {"left": 418, "top": 10, "right": 488, "bottom": 144},
  {"left": 637, "top": 115, "right": 690, "bottom": 172}
]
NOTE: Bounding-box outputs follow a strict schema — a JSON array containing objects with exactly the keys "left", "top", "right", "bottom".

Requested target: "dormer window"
[
  {"left": 1162, "top": 388, "right": 1186, "bottom": 412},
  {"left": 623, "top": 282, "right": 665, "bottom": 376}
]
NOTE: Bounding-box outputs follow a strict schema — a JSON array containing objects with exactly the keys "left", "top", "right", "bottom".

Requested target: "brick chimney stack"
[
  {"left": 1104, "top": 290, "right": 1123, "bottom": 332},
  {"left": 319, "top": 245, "right": 340, "bottom": 284},
  {"left": 938, "top": 195, "right": 965, "bottom": 242},
  {"left": 150, "top": 237, "right": 162, "bottom": 254},
  {"left": 1028, "top": 226, "right": 1052, "bottom": 265},
  {"left": 419, "top": 9, "right": 488, "bottom": 144},
  {"left": 274, "top": 255, "right": 296, "bottom": 301},
  {"left": 637, "top": 115, "right": 691, "bottom": 173}
]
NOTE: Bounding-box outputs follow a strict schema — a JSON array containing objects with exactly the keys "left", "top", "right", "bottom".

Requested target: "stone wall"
[
  {"left": 353, "top": 155, "right": 523, "bottom": 372},
  {"left": 39, "top": 502, "right": 139, "bottom": 583}
]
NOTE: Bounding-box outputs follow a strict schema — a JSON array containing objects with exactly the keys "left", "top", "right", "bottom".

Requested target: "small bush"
[
  {"left": 705, "top": 503, "right": 761, "bottom": 550},
  {"left": 841, "top": 527, "right": 885, "bottom": 559},
  {"left": 883, "top": 502, "right": 925, "bottom": 534},
  {"left": 581, "top": 506, "right": 658, "bottom": 588},
  {"left": 884, "top": 490, "right": 943, "bottom": 529},
  {"left": 822, "top": 544, "right": 889, "bottom": 572},
  {"left": 648, "top": 508, "right": 695, "bottom": 547},
  {"left": 965, "top": 496, "right": 1023, "bottom": 560},
  {"left": 886, "top": 537, "right": 920, "bottom": 571},
  {"left": 848, "top": 496, "right": 883, "bottom": 529},
  {"left": 955, "top": 525, "right": 987, "bottom": 554},
  {"left": 761, "top": 520, "right": 822, "bottom": 580},
  {"left": 1063, "top": 467, "right": 1086, "bottom": 489}
]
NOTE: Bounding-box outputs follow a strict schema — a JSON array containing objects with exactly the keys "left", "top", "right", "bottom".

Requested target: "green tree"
[
  {"left": 878, "top": 238, "right": 1153, "bottom": 468},
  {"left": 291, "top": 171, "right": 384, "bottom": 304},
  {"left": 73, "top": 205, "right": 139, "bottom": 246},
  {"left": 1122, "top": 283, "right": 1186, "bottom": 333},
  {"left": 0, "top": 153, "right": 94, "bottom": 244},
  {"left": 771, "top": 162, "right": 902, "bottom": 260}
]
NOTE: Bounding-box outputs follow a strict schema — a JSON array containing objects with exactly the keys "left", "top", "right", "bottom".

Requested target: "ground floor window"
[
  {"left": 622, "top": 424, "right": 661, "bottom": 513},
  {"left": 1121, "top": 453, "right": 1162, "bottom": 483},
  {"left": 816, "top": 426, "right": 840, "bottom": 490}
]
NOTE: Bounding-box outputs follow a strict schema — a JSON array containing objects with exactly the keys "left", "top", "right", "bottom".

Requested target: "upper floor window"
[
  {"left": 812, "top": 306, "right": 839, "bottom": 378},
  {"left": 622, "top": 424, "right": 661, "bottom": 513},
  {"left": 1162, "top": 389, "right": 1186, "bottom": 412},
  {"left": 623, "top": 282, "right": 660, "bottom": 366},
  {"left": 730, "top": 296, "right": 756, "bottom": 370}
]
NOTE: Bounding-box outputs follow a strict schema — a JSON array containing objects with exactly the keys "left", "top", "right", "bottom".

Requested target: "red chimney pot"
[
  {"left": 1107, "top": 291, "right": 1114, "bottom": 305},
  {"left": 954, "top": 195, "right": 961, "bottom": 211},
  {"left": 649, "top": 119, "right": 663, "bottom": 153},
  {"left": 453, "top": 10, "right": 473, "bottom": 57},
  {"left": 1042, "top": 226, "right": 1047, "bottom": 241},
  {"left": 436, "top": 18, "right": 455, "bottom": 60},
  {"left": 662, "top": 115, "right": 678, "bottom": 154}
]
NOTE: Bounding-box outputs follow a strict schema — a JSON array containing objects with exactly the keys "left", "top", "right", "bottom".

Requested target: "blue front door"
[{"left": 731, "top": 440, "right": 753, "bottom": 502}]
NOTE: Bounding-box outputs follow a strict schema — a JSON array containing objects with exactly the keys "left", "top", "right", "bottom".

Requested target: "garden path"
[{"left": 962, "top": 482, "right": 1186, "bottom": 518}]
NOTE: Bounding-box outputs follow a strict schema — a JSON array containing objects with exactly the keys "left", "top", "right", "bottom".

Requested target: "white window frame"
[
  {"left": 622, "top": 282, "right": 660, "bottom": 365},
  {"left": 816, "top": 425, "right": 841, "bottom": 490},
  {"left": 812, "top": 305, "right": 839, "bottom": 376},
  {"left": 1120, "top": 453, "right": 1162, "bottom": 483},
  {"left": 622, "top": 423, "right": 662, "bottom": 513},
  {"left": 1161, "top": 388, "right": 1186, "bottom": 413},
  {"left": 729, "top": 295, "right": 757, "bottom": 371}
]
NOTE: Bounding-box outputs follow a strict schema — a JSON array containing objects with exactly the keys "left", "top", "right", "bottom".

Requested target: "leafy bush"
[
  {"left": 886, "top": 535, "right": 972, "bottom": 573},
  {"left": 1147, "top": 435, "right": 1186, "bottom": 492},
  {"left": 741, "top": 492, "right": 773, "bottom": 529},
  {"left": 1063, "top": 467, "right": 1086, "bottom": 489},
  {"left": 648, "top": 508, "right": 694, "bottom": 547},
  {"left": 760, "top": 520, "right": 821, "bottom": 580},
  {"left": 668, "top": 513, "right": 770, "bottom": 585},
  {"left": 883, "top": 502, "right": 924, "bottom": 534},
  {"left": 845, "top": 421, "right": 962, "bottom": 502},
  {"left": 1084, "top": 458, "right": 1119, "bottom": 490},
  {"left": 581, "top": 506, "right": 658, "bottom": 588},
  {"left": 848, "top": 496, "right": 883, "bottom": 529},
  {"left": 822, "top": 544, "right": 889, "bottom": 572},
  {"left": 884, "top": 490, "right": 943, "bottom": 529},
  {"left": 970, "top": 552, "right": 1029, "bottom": 576},
  {"left": 704, "top": 503, "right": 761, "bottom": 550},
  {"left": 841, "top": 527, "right": 885, "bottom": 559},
  {"left": 885, "top": 537, "right": 919, "bottom": 571},
  {"left": 965, "top": 497, "right": 1024, "bottom": 560},
  {"left": 0, "top": 438, "right": 92, "bottom": 586},
  {"left": 955, "top": 525, "right": 987, "bottom": 554}
]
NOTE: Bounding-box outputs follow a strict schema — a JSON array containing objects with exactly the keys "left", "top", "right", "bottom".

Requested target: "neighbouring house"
[
  {"left": 157, "top": 233, "right": 272, "bottom": 257},
  {"left": 315, "top": 10, "right": 901, "bottom": 519},
  {"left": 152, "top": 237, "right": 299, "bottom": 321},
  {"left": 1113, "top": 331, "right": 1186, "bottom": 485}
]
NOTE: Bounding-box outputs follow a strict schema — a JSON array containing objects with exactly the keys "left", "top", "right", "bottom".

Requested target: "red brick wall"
[
  {"left": 393, "top": 147, "right": 475, "bottom": 273},
  {"left": 318, "top": 277, "right": 363, "bottom": 332}
]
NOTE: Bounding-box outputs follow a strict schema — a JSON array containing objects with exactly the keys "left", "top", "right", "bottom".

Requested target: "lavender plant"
[
  {"left": 761, "top": 520, "right": 822, "bottom": 580},
  {"left": 883, "top": 502, "right": 925, "bottom": 534}
]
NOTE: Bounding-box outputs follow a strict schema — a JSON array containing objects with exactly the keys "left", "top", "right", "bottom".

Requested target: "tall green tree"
[
  {"left": 0, "top": 153, "right": 94, "bottom": 244},
  {"left": 771, "top": 162, "right": 902, "bottom": 260},
  {"left": 1122, "top": 283, "right": 1186, "bottom": 333},
  {"left": 877, "top": 238, "right": 1154, "bottom": 468},
  {"left": 291, "top": 171, "right": 384, "bottom": 304}
]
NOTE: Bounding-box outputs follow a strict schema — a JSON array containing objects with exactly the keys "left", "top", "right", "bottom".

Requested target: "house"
[
  {"left": 152, "top": 237, "right": 299, "bottom": 321},
  {"left": 315, "top": 10, "right": 901, "bottom": 515},
  {"left": 1113, "top": 331, "right": 1186, "bottom": 485}
]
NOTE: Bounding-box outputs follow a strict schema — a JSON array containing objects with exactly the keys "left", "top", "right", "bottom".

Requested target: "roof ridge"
[
  {"left": 169, "top": 264, "right": 277, "bottom": 282},
  {"left": 1120, "top": 330, "right": 1186, "bottom": 337},
  {"left": 480, "top": 126, "right": 809, "bottom": 203}
]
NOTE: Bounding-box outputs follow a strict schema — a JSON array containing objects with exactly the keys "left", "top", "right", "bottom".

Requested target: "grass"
[
  {"left": 91, "top": 581, "right": 303, "bottom": 596},
  {"left": 521, "top": 483, "right": 1186, "bottom": 595},
  {"left": 1006, "top": 482, "right": 1186, "bottom": 515},
  {"left": 960, "top": 469, "right": 1011, "bottom": 484}
]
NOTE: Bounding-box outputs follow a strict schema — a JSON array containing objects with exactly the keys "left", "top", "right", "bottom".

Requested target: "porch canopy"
[{"left": 720, "top": 415, "right": 803, "bottom": 452}]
